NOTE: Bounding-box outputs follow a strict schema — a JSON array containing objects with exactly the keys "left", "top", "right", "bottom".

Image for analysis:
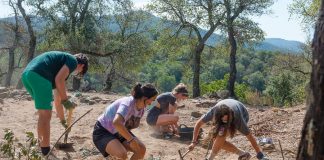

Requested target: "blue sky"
[{"left": 0, "top": 0, "right": 306, "bottom": 42}]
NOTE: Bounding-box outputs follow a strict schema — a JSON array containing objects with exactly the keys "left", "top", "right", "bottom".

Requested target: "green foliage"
[
  {"left": 157, "top": 75, "right": 177, "bottom": 92},
  {"left": 234, "top": 83, "right": 250, "bottom": 102},
  {"left": 265, "top": 73, "right": 295, "bottom": 107},
  {"left": 201, "top": 74, "right": 229, "bottom": 95},
  {"left": 288, "top": 0, "right": 320, "bottom": 32},
  {"left": 0, "top": 129, "right": 41, "bottom": 160},
  {"left": 201, "top": 74, "right": 251, "bottom": 102},
  {"left": 243, "top": 71, "right": 265, "bottom": 91}
]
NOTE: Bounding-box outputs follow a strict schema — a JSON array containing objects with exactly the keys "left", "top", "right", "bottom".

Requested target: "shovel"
[
  {"left": 57, "top": 108, "right": 74, "bottom": 149},
  {"left": 178, "top": 149, "right": 191, "bottom": 160}
]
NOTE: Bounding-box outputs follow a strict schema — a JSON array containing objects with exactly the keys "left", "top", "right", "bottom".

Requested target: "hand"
[
  {"left": 256, "top": 152, "right": 264, "bottom": 159},
  {"left": 60, "top": 119, "right": 68, "bottom": 128},
  {"left": 188, "top": 141, "right": 197, "bottom": 151},
  {"left": 61, "top": 99, "right": 77, "bottom": 110},
  {"left": 173, "top": 128, "right": 179, "bottom": 136}
]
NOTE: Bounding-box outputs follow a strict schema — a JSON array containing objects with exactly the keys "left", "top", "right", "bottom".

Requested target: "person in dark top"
[
  {"left": 146, "top": 83, "right": 189, "bottom": 137},
  {"left": 21, "top": 51, "right": 88, "bottom": 156},
  {"left": 188, "top": 99, "right": 267, "bottom": 160}
]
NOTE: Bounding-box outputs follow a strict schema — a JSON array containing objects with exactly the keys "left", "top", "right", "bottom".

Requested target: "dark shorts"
[
  {"left": 146, "top": 107, "right": 161, "bottom": 126},
  {"left": 92, "top": 121, "right": 135, "bottom": 157}
]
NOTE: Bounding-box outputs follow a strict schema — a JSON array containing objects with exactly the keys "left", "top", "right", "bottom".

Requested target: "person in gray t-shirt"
[
  {"left": 188, "top": 99, "right": 266, "bottom": 160},
  {"left": 146, "top": 83, "right": 189, "bottom": 137}
]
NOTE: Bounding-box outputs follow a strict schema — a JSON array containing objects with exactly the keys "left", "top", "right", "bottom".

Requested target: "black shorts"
[
  {"left": 146, "top": 107, "right": 161, "bottom": 126},
  {"left": 92, "top": 121, "right": 135, "bottom": 157}
]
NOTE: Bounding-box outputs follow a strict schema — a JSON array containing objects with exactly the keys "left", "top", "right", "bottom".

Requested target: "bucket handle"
[{"left": 179, "top": 124, "right": 189, "bottom": 129}]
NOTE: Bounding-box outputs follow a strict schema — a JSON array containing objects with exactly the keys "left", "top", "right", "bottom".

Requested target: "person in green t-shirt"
[{"left": 21, "top": 51, "right": 89, "bottom": 156}]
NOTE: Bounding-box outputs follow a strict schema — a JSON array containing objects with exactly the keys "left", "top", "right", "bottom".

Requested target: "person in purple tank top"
[{"left": 93, "top": 83, "right": 158, "bottom": 160}]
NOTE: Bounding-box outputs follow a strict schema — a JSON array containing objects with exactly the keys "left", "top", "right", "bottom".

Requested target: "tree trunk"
[
  {"left": 16, "top": 0, "right": 36, "bottom": 89},
  {"left": 192, "top": 43, "right": 204, "bottom": 98},
  {"left": 297, "top": 1, "right": 324, "bottom": 159},
  {"left": 227, "top": 25, "right": 237, "bottom": 99},
  {"left": 5, "top": 50, "right": 15, "bottom": 87},
  {"left": 6, "top": 2, "right": 19, "bottom": 87}
]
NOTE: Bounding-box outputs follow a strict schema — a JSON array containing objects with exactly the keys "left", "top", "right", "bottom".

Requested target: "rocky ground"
[{"left": 0, "top": 88, "right": 305, "bottom": 160}]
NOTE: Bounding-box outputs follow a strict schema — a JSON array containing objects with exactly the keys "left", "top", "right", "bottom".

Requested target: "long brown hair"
[{"left": 213, "top": 104, "right": 236, "bottom": 138}]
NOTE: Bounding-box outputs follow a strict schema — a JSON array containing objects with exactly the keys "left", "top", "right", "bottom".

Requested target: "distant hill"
[{"left": 0, "top": 14, "right": 304, "bottom": 54}]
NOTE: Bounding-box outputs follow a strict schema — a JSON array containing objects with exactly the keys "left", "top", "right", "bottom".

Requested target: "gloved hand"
[
  {"left": 256, "top": 152, "right": 266, "bottom": 160},
  {"left": 60, "top": 119, "right": 68, "bottom": 128},
  {"left": 61, "top": 99, "right": 76, "bottom": 110}
]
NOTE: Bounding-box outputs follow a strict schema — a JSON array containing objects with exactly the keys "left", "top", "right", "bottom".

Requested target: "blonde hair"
[{"left": 172, "top": 83, "right": 188, "bottom": 95}]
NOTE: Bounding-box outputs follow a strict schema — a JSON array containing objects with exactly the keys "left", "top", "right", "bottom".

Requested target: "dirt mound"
[{"left": 0, "top": 91, "right": 305, "bottom": 159}]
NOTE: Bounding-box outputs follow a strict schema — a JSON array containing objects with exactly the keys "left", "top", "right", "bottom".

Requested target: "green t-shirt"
[{"left": 24, "top": 51, "right": 77, "bottom": 88}]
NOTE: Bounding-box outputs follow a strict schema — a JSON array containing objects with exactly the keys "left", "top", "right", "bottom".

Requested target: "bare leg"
[
  {"left": 156, "top": 114, "right": 179, "bottom": 128},
  {"left": 38, "top": 110, "right": 52, "bottom": 147},
  {"left": 123, "top": 138, "right": 146, "bottom": 160},
  {"left": 105, "top": 139, "right": 128, "bottom": 160},
  {"left": 222, "top": 141, "right": 244, "bottom": 155}
]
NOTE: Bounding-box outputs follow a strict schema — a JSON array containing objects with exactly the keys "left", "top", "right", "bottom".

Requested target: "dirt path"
[{"left": 0, "top": 92, "right": 305, "bottom": 160}]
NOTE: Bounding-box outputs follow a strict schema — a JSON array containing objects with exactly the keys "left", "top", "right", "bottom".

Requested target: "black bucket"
[{"left": 178, "top": 124, "right": 202, "bottom": 141}]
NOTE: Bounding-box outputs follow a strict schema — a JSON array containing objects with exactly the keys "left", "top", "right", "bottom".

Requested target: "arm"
[
  {"left": 54, "top": 90, "right": 64, "bottom": 121},
  {"left": 55, "top": 65, "right": 70, "bottom": 101},
  {"left": 169, "top": 103, "right": 177, "bottom": 114},
  {"left": 113, "top": 114, "right": 134, "bottom": 142},
  {"left": 246, "top": 132, "right": 262, "bottom": 153},
  {"left": 188, "top": 117, "right": 205, "bottom": 150}
]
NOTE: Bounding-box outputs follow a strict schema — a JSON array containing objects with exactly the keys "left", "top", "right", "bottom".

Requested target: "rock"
[
  {"left": 80, "top": 97, "right": 90, "bottom": 103},
  {"left": 258, "top": 108, "right": 266, "bottom": 112},
  {"left": 177, "top": 104, "right": 185, "bottom": 109},
  {"left": 0, "top": 87, "right": 8, "bottom": 93},
  {"left": 195, "top": 99, "right": 217, "bottom": 108},
  {"left": 216, "top": 90, "right": 230, "bottom": 99},
  {"left": 88, "top": 100, "right": 96, "bottom": 105},
  {"left": 191, "top": 111, "right": 203, "bottom": 118},
  {"left": 0, "top": 92, "right": 9, "bottom": 99}
]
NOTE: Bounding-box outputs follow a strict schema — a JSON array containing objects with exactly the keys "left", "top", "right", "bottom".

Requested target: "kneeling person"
[{"left": 93, "top": 83, "right": 158, "bottom": 160}]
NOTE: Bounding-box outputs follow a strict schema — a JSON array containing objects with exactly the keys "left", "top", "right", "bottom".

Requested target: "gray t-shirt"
[
  {"left": 157, "top": 92, "right": 176, "bottom": 114},
  {"left": 201, "top": 99, "right": 250, "bottom": 135}
]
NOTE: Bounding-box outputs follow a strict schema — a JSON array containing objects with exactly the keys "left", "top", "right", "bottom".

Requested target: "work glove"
[
  {"left": 61, "top": 99, "right": 77, "bottom": 110},
  {"left": 60, "top": 119, "right": 68, "bottom": 128}
]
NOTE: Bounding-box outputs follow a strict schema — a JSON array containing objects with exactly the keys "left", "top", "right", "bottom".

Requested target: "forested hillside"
[{"left": 0, "top": 0, "right": 310, "bottom": 107}]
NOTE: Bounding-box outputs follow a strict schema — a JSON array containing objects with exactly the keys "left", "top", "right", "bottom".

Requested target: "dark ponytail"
[{"left": 131, "top": 83, "right": 158, "bottom": 99}]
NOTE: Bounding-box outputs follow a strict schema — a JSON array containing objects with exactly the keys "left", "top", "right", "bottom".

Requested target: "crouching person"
[
  {"left": 188, "top": 99, "right": 267, "bottom": 160},
  {"left": 93, "top": 83, "right": 158, "bottom": 160}
]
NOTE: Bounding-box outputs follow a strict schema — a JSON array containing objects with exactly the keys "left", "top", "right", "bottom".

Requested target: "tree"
[
  {"left": 2, "top": 0, "right": 21, "bottom": 87},
  {"left": 289, "top": 0, "right": 320, "bottom": 34},
  {"left": 297, "top": 0, "right": 324, "bottom": 159},
  {"left": 149, "top": 0, "right": 225, "bottom": 97},
  {"left": 220, "top": 0, "right": 273, "bottom": 98},
  {"left": 16, "top": 0, "right": 36, "bottom": 89}
]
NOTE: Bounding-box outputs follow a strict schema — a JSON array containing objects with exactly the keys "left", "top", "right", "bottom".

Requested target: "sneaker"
[{"left": 238, "top": 152, "right": 251, "bottom": 160}]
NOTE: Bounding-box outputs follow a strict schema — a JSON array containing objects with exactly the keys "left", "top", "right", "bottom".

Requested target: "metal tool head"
[{"left": 55, "top": 142, "right": 74, "bottom": 150}]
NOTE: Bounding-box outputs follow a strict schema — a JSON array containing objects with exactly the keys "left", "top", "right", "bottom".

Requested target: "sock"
[
  {"left": 208, "top": 152, "right": 216, "bottom": 160},
  {"left": 41, "top": 147, "right": 50, "bottom": 156}
]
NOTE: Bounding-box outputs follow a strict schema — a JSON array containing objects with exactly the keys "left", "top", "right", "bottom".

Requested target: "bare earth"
[{"left": 0, "top": 91, "right": 306, "bottom": 160}]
